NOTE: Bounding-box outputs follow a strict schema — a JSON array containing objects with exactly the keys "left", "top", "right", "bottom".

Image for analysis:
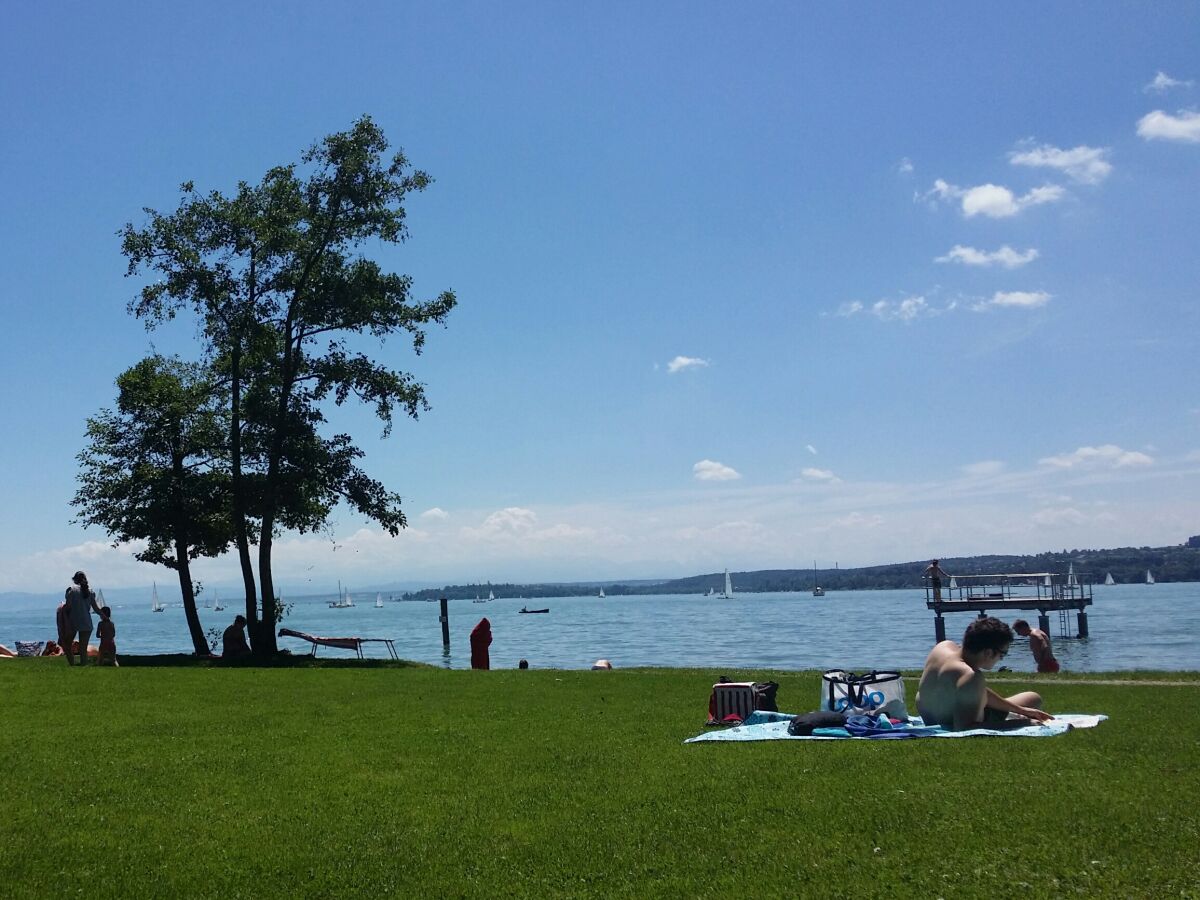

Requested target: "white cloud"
[
  {"left": 1031, "top": 507, "right": 1088, "bottom": 527},
  {"left": 419, "top": 507, "right": 449, "bottom": 521},
  {"left": 936, "top": 245, "right": 1039, "bottom": 269},
  {"left": 961, "top": 460, "right": 1006, "bottom": 476},
  {"left": 839, "top": 294, "right": 959, "bottom": 322},
  {"left": 897, "top": 157, "right": 914, "bottom": 175},
  {"left": 1009, "top": 143, "right": 1112, "bottom": 184},
  {"left": 1145, "top": 71, "right": 1193, "bottom": 93},
  {"left": 975, "top": 290, "right": 1052, "bottom": 311},
  {"left": 475, "top": 507, "right": 539, "bottom": 535},
  {"left": 693, "top": 459, "right": 741, "bottom": 481},
  {"left": 927, "top": 180, "right": 1066, "bottom": 218},
  {"left": 872, "top": 296, "right": 930, "bottom": 321},
  {"left": 805, "top": 445, "right": 818, "bottom": 456},
  {"left": 832, "top": 512, "right": 884, "bottom": 529},
  {"left": 800, "top": 467, "right": 841, "bottom": 484},
  {"left": 1137, "top": 109, "right": 1200, "bottom": 143},
  {"left": 1038, "top": 445, "right": 1155, "bottom": 469},
  {"left": 666, "top": 355, "right": 710, "bottom": 374}
]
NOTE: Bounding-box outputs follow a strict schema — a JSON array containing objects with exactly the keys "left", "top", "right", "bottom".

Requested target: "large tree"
[
  {"left": 73, "top": 356, "right": 231, "bottom": 655},
  {"left": 120, "top": 117, "right": 456, "bottom": 653}
]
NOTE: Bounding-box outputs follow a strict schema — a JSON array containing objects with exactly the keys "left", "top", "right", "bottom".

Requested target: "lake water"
[{"left": 3, "top": 583, "right": 1197, "bottom": 672}]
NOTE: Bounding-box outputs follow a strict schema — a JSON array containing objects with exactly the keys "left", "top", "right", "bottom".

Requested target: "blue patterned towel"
[{"left": 684, "top": 710, "right": 1107, "bottom": 743}]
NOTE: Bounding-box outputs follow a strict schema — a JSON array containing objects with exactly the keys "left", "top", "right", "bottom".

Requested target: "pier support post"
[
  {"left": 439, "top": 597, "right": 450, "bottom": 650},
  {"left": 934, "top": 615, "right": 946, "bottom": 643},
  {"left": 1076, "top": 611, "right": 1089, "bottom": 638},
  {"left": 1037, "top": 613, "right": 1050, "bottom": 634}
]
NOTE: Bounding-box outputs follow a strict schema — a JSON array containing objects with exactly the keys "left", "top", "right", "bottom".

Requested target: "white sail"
[
  {"left": 1067, "top": 563, "right": 1077, "bottom": 587},
  {"left": 1146, "top": 570, "right": 1155, "bottom": 585},
  {"left": 1104, "top": 572, "right": 1115, "bottom": 586},
  {"left": 598, "top": 587, "right": 605, "bottom": 598},
  {"left": 151, "top": 582, "right": 164, "bottom": 612},
  {"left": 375, "top": 593, "right": 383, "bottom": 608},
  {"left": 720, "top": 569, "right": 733, "bottom": 598},
  {"left": 488, "top": 589, "right": 495, "bottom": 601},
  {"left": 214, "top": 592, "right": 225, "bottom": 611}
]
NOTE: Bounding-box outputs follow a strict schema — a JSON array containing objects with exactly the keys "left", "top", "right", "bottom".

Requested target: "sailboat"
[
  {"left": 598, "top": 587, "right": 606, "bottom": 599},
  {"left": 151, "top": 582, "right": 165, "bottom": 612},
  {"left": 812, "top": 562, "right": 825, "bottom": 597},
  {"left": 1067, "top": 563, "right": 1078, "bottom": 588},
  {"left": 719, "top": 569, "right": 733, "bottom": 599},
  {"left": 329, "top": 581, "right": 355, "bottom": 608},
  {"left": 375, "top": 593, "right": 384, "bottom": 609},
  {"left": 488, "top": 589, "right": 495, "bottom": 602},
  {"left": 213, "top": 592, "right": 225, "bottom": 611},
  {"left": 705, "top": 587, "right": 715, "bottom": 596},
  {"left": 1104, "top": 573, "right": 1115, "bottom": 586},
  {"left": 1146, "top": 570, "right": 1155, "bottom": 585}
]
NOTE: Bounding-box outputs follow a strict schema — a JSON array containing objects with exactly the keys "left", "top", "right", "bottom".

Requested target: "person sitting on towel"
[
  {"left": 916, "top": 616, "right": 1054, "bottom": 731},
  {"left": 222, "top": 615, "right": 253, "bottom": 659}
]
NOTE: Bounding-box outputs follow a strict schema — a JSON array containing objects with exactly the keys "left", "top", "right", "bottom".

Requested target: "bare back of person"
[
  {"left": 916, "top": 641, "right": 986, "bottom": 729},
  {"left": 917, "top": 620, "right": 1053, "bottom": 731}
]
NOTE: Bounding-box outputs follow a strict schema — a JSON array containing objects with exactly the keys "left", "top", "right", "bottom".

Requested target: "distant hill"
[{"left": 399, "top": 541, "right": 1200, "bottom": 600}]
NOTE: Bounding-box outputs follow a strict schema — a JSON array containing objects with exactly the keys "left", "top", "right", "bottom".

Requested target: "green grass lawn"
[{"left": 2, "top": 659, "right": 1198, "bottom": 898}]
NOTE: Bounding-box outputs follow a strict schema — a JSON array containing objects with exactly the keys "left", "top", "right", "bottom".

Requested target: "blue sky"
[{"left": 2, "top": 2, "right": 1198, "bottom": 595}]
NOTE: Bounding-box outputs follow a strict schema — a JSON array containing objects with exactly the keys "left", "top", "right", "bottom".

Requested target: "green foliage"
[
  {"left": 73, "top": 355, "right": 231, "bottom": 567},
  {"left": 118, "top": 116, "right": 457, "bottom": 646},
  {"left": 1, "top": 662, "right": 1197, "bottom": 896}
]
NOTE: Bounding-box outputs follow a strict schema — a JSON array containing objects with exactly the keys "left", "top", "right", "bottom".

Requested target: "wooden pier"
[{"left": 925, "top": 572, "right": 1093, "bottom": 642}]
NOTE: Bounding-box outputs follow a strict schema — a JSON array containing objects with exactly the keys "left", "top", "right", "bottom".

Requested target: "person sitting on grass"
[
  {"left": 222, "top": 615, "right": 253, "bottom": 659},
  {"left": 1012, "top": 619, "right": 1060, "bottom": 673},
  {"left": 97, "top": 607, "right": 118, "bottom": 667},
  {"left": 916, "top": 616, "right": 1055, "bottom": 731}
]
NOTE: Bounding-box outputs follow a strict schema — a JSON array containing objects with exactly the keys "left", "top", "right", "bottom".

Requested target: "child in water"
[{"left": 97, "top": 607, "right": 119, "bottom": 667}]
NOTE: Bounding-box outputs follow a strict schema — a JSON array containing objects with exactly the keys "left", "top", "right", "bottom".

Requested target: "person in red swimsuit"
[{"left": 1013, "top": 620, "right": 1060, "bottom": 673}]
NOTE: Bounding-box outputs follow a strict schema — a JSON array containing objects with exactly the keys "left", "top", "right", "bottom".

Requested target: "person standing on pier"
[
  {"left": 1012, "top": 619, "right": 1060, "bottom": 673},
  {"left": 924, "top": 560, "right": 950, "bottom": 600}
]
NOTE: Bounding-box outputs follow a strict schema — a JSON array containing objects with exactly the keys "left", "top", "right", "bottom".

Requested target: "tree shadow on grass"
[{"left": 119, "top": 653, "right": 431, "bottom": 669}]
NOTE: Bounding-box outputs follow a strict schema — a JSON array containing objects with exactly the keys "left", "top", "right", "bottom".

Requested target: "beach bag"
[
  {"left": 820, "top": 669, "right": 906, "bottom": 716},
  {"left": 705, "top": 679, "right": 781, "bottom": 725}
]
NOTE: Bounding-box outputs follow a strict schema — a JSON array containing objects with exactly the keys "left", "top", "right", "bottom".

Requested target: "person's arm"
[
  {"left": 984, "top": 687, "right": 1053, "bottom": 722},
  {"left": 91, "top": 593, "right": 103, "bottom": 616}
]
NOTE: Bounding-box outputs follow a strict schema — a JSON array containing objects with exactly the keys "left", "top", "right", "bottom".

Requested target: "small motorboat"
[{"left": 519, "top": 607, "right": 550, "bottom": 614}]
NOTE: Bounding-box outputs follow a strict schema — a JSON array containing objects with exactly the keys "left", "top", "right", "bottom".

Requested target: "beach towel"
[
  {"left": 15, "top": 641, "right": 44, "bottom": 657},
  {"left": 684, "top": 710, "right": 1107, "bottom": 743}
]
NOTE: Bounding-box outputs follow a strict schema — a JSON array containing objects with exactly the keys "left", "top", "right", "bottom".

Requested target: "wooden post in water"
[
  {"left": 439, "top": 597, "right": 450, "bottom": 651},
  {"left": 1077, "top": 611, "right": 1089, "bottom": 638},
  {"left": 1038, "top": 613, "right": 1051, "bottom": 635},
  {"left": 934, "top": 615, "right": 946, "bottom": 643}
]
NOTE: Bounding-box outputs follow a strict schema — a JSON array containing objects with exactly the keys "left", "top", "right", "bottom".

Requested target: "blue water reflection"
[{"left": 3, "top": 583, "right": 1196, "bottom": 672}]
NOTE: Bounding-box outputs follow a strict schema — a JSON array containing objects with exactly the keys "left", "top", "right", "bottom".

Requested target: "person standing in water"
[
  {"left": 63, "top": 571, "right": 103, "bottom": 666},
  {"left": 1013, "top": 619, "right": 1060, "bottom": 673}
]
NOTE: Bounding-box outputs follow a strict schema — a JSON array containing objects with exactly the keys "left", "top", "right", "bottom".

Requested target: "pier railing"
[{"left": 923, "top": 572, "right": 1093, "bottom": 642}]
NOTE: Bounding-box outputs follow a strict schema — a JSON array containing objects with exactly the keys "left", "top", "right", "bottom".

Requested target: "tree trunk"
[
  {"left": 175, "top": 539, "right": 209, "bottom": 656},
  {"left": 171, "top": 448, "right": 209, "bottom": 656},
  {"left": 229, "top": 341, "right": 259, "bottom": 634},
  {"left": 256, "top": 324, "right": 300, "bottom": 656}
]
